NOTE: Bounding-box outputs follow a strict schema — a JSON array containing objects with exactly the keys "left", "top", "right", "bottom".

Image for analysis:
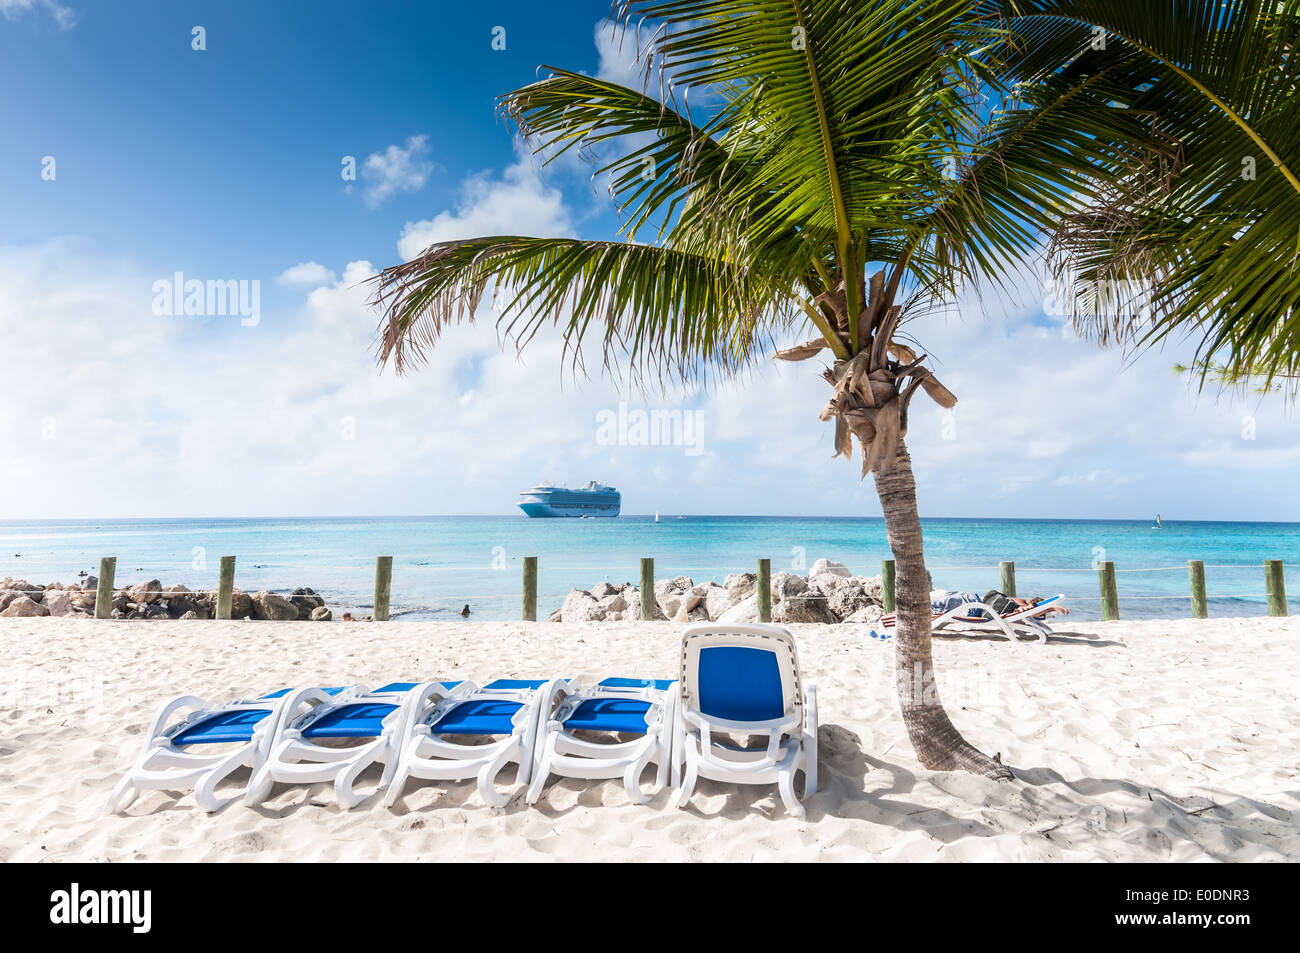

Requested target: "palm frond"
[
  {"left": 369, "top": 235, "right": 797, "bottom": 388},
  {"left": 375, "top": 0, "right": 1299, "bottom": 396},
  {"left": 986, "top": 0, "right": 1300, "bottom": 386}
]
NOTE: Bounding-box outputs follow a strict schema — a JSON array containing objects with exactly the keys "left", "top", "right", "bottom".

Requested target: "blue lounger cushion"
[
  {"left": 430, "top": 698, "right": 524, "bottom": 735},
  {"left": 563, "top": 697, "right": 653, "bottom": 735},
  {"left": 482, "top": 678, "right": 548, "bottom": 691},
  {"left": 259, "top": 686, "right": 348, "bottom": 700},
  {"left": 174, "top": 687, "right": 353, "bottom": 744},
  {"left": 597, "top": 677, "right": 675, "bottom": 692},
  {"left": 298, "top": 683, "right": 466, "bottom": 739},
  {"left": 698, "top": 646, "right": 785, "bottom": 722},
  {"left": 370, "top": 680, "right": 462, "bottom": 694},
  {"left": 173, "top": 709, "right": 274, "bottom": 745},
  {"left": 302, "top": 702, "right": 400, "bottom": 739}
]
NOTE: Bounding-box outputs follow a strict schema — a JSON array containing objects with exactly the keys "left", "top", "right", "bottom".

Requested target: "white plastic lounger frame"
[
  {"left": 883, "top": 595, "right": 1066, "bottom": 644},
  {"left": 671, "top": 624, "right": 818, "bottom": 818},
  {"left": 384, "top": 678, "right": 568, "bottom": 809},
  {"left": 106, "top": 686, "right": 355, "bottom": 814},
  {"left": 244, "top": 681, "right": 463, "bottom": 810},
  {"left": 526, "top": 678, "right": 678, "bottom": 806}
]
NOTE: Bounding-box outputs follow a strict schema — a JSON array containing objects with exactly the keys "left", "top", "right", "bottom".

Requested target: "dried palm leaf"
[
  {"left": 889, "top": 342, "right": 918, "bottom": 365},
  {"left": 871, "top": 307, "right": 904, "bottom": 369},
  {"left": 833, "top": 414, "right": 854, "bottom": 459},
  {"left": 773, "top": 339, "right": 829, "bottom": 362},
  {"left": 919, "top": 374, "right": 958, "bottom": 408}
]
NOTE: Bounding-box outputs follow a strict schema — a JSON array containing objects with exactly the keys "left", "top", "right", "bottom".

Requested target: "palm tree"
[
  {"left": 993, "top": 0, "right": 1299, "bottom": 387},
  {"left": 368, "top": 0, "right": 1238, "bottom": 777}
]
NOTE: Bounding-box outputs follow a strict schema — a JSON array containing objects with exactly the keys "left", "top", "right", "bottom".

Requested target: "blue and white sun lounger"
[
  {"left": 383, "top": 678, "right": 568, "bottom": 809},
  {"left": 671, "top": 624, "right": 818, "bottom": 818},
  {"left": 244, "top": 681, "right": 465, "bottom": 809},
  {"left": 882, "top": 594, "right": 1067, "bottom": 644},
  {"left": 933, "top": 594, "right": 1065, "bottom": 644},
  {"left": 526, "top": 677, "right": 678, "bottom": 805},
  {"left": 107, "top": 685, "right": 355, "bottom": 814}
]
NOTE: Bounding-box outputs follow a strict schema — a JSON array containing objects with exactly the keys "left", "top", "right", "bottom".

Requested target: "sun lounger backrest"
[
  {"left": 680, "top": 624, "right": 803, "bottom": 730},
  {"left": 598, "top": 677, "right": 675, "bottom": 692}
]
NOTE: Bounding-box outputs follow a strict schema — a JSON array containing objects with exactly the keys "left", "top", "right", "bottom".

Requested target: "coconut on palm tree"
[{"left": 369, "top": 0, "right": 1293, "bottom": 777}]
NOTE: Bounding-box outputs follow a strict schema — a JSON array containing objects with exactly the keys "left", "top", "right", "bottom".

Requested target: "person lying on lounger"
[
  {"left": 982, "top": 589, "right": 1069, "bottom": 617},
  {"left": 928, "top": 590, "right": 1069, "bottom": 619}
]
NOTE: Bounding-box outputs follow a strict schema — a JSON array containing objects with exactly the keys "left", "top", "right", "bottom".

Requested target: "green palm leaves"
[
  {"left": 372, "top": 0, "right": 1296, "bottom": 399},
  {"left": 989, "top": 0, "right": 1300, "bottom": 386},
  {"left": 371, "top": 236, "right": 793, "bottom": 386}
]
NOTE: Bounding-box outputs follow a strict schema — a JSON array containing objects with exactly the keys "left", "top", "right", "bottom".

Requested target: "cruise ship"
[{"left": 517, "top": 481, "right": 621, "bottom": 518}]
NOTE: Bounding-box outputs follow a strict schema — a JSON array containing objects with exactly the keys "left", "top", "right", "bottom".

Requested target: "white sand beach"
[{"left": 2, "top": 616, "right": 1297, "bottom": 862}]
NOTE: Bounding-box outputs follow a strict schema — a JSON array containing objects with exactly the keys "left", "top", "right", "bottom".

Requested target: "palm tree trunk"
[{"left": 874, "top": 438, "right": 1013, "bottom": 779}]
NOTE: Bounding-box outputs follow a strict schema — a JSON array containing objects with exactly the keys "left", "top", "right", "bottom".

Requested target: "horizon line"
[{"left": 2, "top": 514, "right": 1298, "bottom": 526}]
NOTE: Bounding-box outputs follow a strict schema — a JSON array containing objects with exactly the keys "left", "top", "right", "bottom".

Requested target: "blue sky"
[
  {"left": 4, "top": 2, "right": 619, "bottom": 287},
  {"left": 1, "top": 0, "right": 1296, "bottom": 521}
]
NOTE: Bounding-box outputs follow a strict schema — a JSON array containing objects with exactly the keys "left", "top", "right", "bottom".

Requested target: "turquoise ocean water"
[{"left": 0, "top": 516, "right": 1296, "bottom": 622}]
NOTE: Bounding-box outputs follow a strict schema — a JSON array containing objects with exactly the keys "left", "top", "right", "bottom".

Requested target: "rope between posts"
[
  {"left": 56, "top": 563, "right": 1298, "bottom": 578},
  {"left": 933, "top": 564, "right": 1299, "bottom": 573},
  {"left": 32, "top": 554, "right": 1295, "bottom": 623},
  {"left": 1071, "top": 593, "right": 1276, "bottom": 601},
  {"left": 1202, "top": 563, "right": 1300, "bottom": 569}
]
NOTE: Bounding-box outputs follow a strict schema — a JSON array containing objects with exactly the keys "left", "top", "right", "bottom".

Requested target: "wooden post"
[
  {"left": 373, "top": 556, "right": 393, "bottom": 622},
  {"left": 1265, "top": 560, "right": 1287, "bottom": 617},
  {"left": 639, "top": 558, "right": 655, "bottom": 620},
  {"left": 757, "top": 558, "right": 772, "bottom": 623},
  {"left": 215, "top": 555, "right": 236, "bottom": 620},
  {"left": 1099, "top": 561, "right": 1120, "bottom": 621},
  {"left": 999, "top": 560, "right": 1017, "bottom": 597},
  {"left": 1188, "top": 560, "right": 1207, "bottom": 619},
  {"left": 881, "top": 559, "right": 896, "bottom": 613},
  {"left": 522, "top": 556, "right": 538, "bottom": 621},
  {"left": 93, "top": 556, "right": 116, "bottom": 620}
]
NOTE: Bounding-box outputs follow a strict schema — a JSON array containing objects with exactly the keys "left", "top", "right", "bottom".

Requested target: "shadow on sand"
[{"left": 933, "top": 627, "right": 1124, "bottom": 648}]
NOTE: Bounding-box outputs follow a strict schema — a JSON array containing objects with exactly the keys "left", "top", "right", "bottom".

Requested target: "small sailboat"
[
  {"left": 654, "top": 511, "right": 659, "bottom": 523},
  {"left": 1152, "top": 513, "right": 1163, "bottom": 529}
]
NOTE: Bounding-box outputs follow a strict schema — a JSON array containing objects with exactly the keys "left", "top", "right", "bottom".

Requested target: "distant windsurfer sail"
[{"left": 1154, "top": 513, "right": 1162, "bottom": 529}]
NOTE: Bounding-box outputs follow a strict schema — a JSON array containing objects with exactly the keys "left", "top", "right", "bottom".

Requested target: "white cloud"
[
  {"left": 396, "top": 154, "right": 574, "bottom": 260},
  {"left": 1051, "top": 470, "right": 1141, "bottom": 488},
  {"left": 0, "top": 237, "right": 635, "bottom": 518},
  {"left": 0, "top": 0, "right": 74, "bottom": 28},
  {"left": 594, "top": 18, "right": 721, "bottom": 109},
  {"left": 362, "top": 135, "right": 434, "bottom": 208},
  {"left": 3, "top": 173, "right": 1298, "bottom": 522},
  {"left": 595, "top": 21, "right": 649, "bottom": 86},
  {"left": 276, "top": 261, "right": 337, "bottom": 287}
]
